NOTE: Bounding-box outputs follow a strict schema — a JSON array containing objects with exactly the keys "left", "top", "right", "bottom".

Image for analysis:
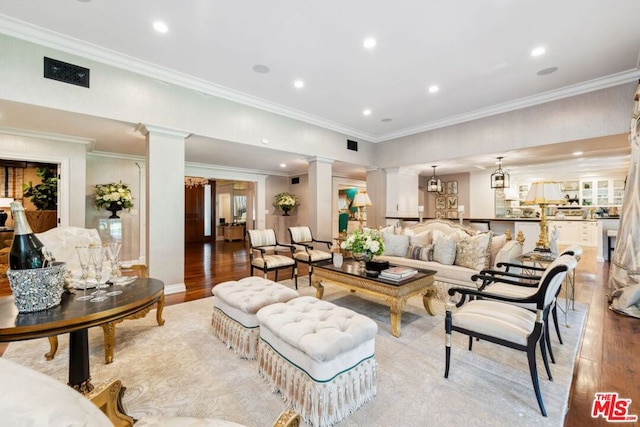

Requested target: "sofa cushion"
[
  {"left": 407, "top": 244, "right": 433, "bottom": 261},
  {"left": 495, "top": 240, "right": 523, "bottom": 270},
  {"left": 409, "top": 230, "right": 432, "bottom": 247},
  {"left": 489, "top": 233, "right": 507, "bottom": 267},
  {"left": 433, "top": 236, "right": 457, "bottom": 265},
  {"left": 454, "top": 232, "right": 492, "bottom": 270},
  {"left": 382, "top": 233, "right": 410, "bottom": 257}
]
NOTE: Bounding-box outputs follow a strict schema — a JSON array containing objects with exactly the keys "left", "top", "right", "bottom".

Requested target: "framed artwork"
[
  {"left": 447, "top": 196, "right": 458, "bottom": 210},
  {"left": 447, "top": 181, "right": 458, "bottom": 195},
  {"left": 435, "top": 210, "right": 447, "bottom": 219},
  {"left": 435, "top": 196, "right": 446, "bottom": 210},
  {"left": 447, "top": 210, "right": 458, "bottom": 219}
]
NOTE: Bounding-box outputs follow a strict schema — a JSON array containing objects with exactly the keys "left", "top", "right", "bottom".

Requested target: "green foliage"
[{"left": 22, "top": 167, "right": 58, "bottom": 211}]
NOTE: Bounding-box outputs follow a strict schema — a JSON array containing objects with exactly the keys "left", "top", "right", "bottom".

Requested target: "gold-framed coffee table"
[{"left": 311, "top": 260, "right": 437, "bottom": 338}]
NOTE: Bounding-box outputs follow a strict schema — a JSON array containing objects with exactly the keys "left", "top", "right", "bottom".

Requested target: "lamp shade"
[
  {"left": 352, "top": 192, "right": 372, "bottom": 207},
  {"left": 0, "top": 198, "right": 13, "bottom": 208},
  {"left": 523, "top": 182, "right": 566, "bottom": 205}
]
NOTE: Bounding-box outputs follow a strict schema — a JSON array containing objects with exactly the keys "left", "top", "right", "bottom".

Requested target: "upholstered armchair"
[
  {"left": 246, "top": 229, "right": 296, "bottom": 282},
  {"left": 288, "top": 226, "right": 333, "bottom": 289},
  {"left": 473, "top": 245, "right": 582, "bottom": 363},
  {"left": 444, "top": 254, "right": 577, "bottom": 416}
]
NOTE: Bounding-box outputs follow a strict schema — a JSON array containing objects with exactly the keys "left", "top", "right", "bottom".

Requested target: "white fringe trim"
[
  {"left": 211, "top": 307, "right": 260, "bottom": 359},
  {"left": 257, "top": 340, "right": 377, "bottom": 427}
]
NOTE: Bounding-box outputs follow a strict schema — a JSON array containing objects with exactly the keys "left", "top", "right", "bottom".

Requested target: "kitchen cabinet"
[
  {"left": 548, "top": 220, "right": 597, "bottom": 247},
  {"left": 580, "top": 178, "right": 625, "bottom": 207}
]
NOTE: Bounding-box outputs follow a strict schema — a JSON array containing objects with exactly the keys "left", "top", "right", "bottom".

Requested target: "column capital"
[
  {"left": 308, "top": 156, "right": 334, "bottom": 164},
  {"left": 136, "top": 123, "right": 191, "bottom": 138}
]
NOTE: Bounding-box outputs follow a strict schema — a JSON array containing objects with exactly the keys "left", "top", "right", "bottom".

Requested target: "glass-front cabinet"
[
  {"left": 580, "top": 181, "right": 594, "bottom": 206},
  {"left": 580, "top": 178, "right": 625, "bottom": 207}
]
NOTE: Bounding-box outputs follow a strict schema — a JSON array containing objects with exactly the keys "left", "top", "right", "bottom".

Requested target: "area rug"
[{"left": 2, "top": 280, "right": 587, "bottom": 427}]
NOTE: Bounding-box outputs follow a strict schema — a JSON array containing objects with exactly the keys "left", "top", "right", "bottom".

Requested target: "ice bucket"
[{"left": 7, "top": 262, "right": 67, "bottom": 313}]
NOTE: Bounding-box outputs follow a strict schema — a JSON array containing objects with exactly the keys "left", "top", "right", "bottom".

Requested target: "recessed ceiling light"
[
  {"left": 428, "top": 85, "right": 439, "bottom": 94},
  {"left": 363, "top": 38, "right": 376, "bottom": 49},
  {"left": 153, "top": 21, "right": 168, "bottom": 33},
  {"left": 531, "top": 46, "right": 546, "bottom": 57},
  {"left": 294, "top": 80, "right": 304, "bottom": 88},
  {"left": 573, "top": 151, "right": 583, "bottom": 156},
  {"left": 363, "top": 109, "right": 372, "bottom": 116},
  {"left": 381, "top": 118, "right": 392, "bottom": 122},
  {"left": 261, "top": 138, "right": 269, "bottom": 145},
  {"left": 252, "top": 64, "right": 270, "bottom": 74},
  {"left": 537, "top": 67, "right": 558, "bottom": 76},
  {"left": 280, "top": 163, "right": 287, "bottom": 168}
]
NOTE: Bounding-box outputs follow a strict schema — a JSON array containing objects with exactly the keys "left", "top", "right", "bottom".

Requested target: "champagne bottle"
[{"left": 9, "top": 201, "right": 46, "bottom": 270}]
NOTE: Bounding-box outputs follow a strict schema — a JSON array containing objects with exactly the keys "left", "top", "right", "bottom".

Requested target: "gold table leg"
[
  {"left": 156, "top": 293, "right": 166, "bottom": 326},
  {"left": 389, "top": 299, "right": 406, "bottom": 338},
  {"left": 102, "top": 322, "right": 116, "bottom": 364},
  {"left": 311, "top": 275, "right": 325, "bottom": 299},
  {"left": 422, "top": 288, "right": 437, "bottom": 316},
  {"left": 45, "top": 336, "right": 58, "bottom": 360}
]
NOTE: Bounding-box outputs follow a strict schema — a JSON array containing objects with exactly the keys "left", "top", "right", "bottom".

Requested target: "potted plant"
[
  {"left": 22, "top": 166, "right": 58, "bottom": 232},
  {"left": 95, "top": 181, "right": 134, "bottom": 218}
]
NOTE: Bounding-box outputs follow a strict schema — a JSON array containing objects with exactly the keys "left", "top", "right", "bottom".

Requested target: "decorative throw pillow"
[
  {"left": 495, "top": 240, "right": 523, "bottom": 271},
  {"left": 379, "top": 225, "right": 395, "bottom": 235},
  {"left": 433, "top": 236, "right": 457, "bottom": 265},
  {"left": 410, "top": 230, "right": 432, "bottom": 247},
  {"left": 407, "top": 244, "right": 434, "bottom": 261},
  {"left": 454, "top": 232, "right": 492, "bottom": 270},
  {"left": 382, "top": 233, "right": 411, "bottom": 257}
]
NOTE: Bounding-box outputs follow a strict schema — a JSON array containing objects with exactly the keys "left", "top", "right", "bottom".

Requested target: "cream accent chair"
[
  {"left": 288, "top": 226, "right": 333, "bottom": 289},
  {"left": 37, "top": 226, "right": 163, "bottom": 364},
  {"left": 247, "top": 229, "right": 296, "bottom": 282},
  {"left": 445, "top": 254, "right": 578, "bottom": 416}
]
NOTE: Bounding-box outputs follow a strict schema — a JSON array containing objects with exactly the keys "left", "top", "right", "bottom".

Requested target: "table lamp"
[
  {"left": 0, "top": 197, "right": 13, "bottom": 227},
  {"left": 523, "top": 181, "right": 566, "bottom": 252},
  {"left": 352, "top": 191, "right": 372, "bottom": 230}
]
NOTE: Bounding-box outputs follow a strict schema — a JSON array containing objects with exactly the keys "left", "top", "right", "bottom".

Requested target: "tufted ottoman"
[
  {"left": 257, "top": 296, "right": 378, "bottom": 427},
  {"left": 211, "top": 277, "right": 299, "bottom": 359}
]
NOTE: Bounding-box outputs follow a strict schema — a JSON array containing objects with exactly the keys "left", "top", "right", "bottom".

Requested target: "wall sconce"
[
  {"left": 490, "top": 157, "right": 510, "bottom": 189},
  {"left": 426, "top": 166, "right": 443, "bottom": 193},
  {"left": 523, "top": 181, "right": 566, "bottom": 251},
  {"left": 352, "top": 191, "right": 372, "bottom": 230}
]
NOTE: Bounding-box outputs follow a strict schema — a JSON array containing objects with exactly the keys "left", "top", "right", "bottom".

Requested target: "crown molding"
[
  {"left": 0, "top": 125, "right": 95, "bottom": 149},
  {"left": 2, "top": 15, "right": 638, "bottom": 145}
]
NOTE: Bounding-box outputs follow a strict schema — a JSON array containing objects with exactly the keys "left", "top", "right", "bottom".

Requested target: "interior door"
[{"left": 185, "top": 185, "right": 205, "bottom": 243}]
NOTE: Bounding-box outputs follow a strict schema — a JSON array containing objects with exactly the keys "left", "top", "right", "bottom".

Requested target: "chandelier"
[
  {"left": 184, "top": 176, "right": 209, "bottom": 188},
  {"left": 426, "top": 166, "right": 443, "bottom": 193},
  {"left": 490, "top": 157, "right": 510, "bottom": 189}
]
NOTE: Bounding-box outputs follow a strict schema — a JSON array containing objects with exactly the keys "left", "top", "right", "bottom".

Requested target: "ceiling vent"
[
  {"left": 347, "top": 139, "right": 358, "bottom": 151},
  {"left": 44, "top": 57, "right": 90, "bottom": 88}
]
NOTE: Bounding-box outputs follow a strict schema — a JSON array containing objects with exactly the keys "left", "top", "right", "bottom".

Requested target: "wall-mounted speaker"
[
  {"left": 347, "top": 139, "right": 358, "bottom": 151},
  {"left": 291, "top": 177, "right": 300, "bottom": 184}
]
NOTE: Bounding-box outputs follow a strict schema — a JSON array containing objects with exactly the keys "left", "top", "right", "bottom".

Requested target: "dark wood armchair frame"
[
  {"left": 288, "top": 227, "right": 333, "bottom": 289},
  {"left": 445, "top": 261, "right": 571, "bottom": 417},
  {"left": 248, "top": 232, "right": 296, "bottom": 282}
]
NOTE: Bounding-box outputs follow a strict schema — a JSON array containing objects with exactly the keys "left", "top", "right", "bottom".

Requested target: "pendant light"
[
  {"left": 427, "top": 166, "right": 443, "bottom": 193},
  {"left": 490, "top": 157, "right": 510, "bottom": 189}
]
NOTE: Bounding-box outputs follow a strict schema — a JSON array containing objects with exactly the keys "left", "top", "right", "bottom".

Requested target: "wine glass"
[
  {"left": 105, "top": 242, "right": 123, "bottom": 296},
  {"left": 75, "top": 246, "right": 93, "bottom": 301},
  {"left": 106, "top": 242, "right": 122, "bottom": 281},
  {"left": 89, "top": 244, "right": 108, "bottom": 302}
]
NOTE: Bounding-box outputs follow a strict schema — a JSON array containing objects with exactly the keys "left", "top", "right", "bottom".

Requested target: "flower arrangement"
[
  {"left": 340, "top": 229, "right": 385, "bottom": 257},
  {"left": 95, "top": 181, "right": 134, "bottom": 210},
  {"left": 274, "top": 192, "right": 298, "bottom": 211}
]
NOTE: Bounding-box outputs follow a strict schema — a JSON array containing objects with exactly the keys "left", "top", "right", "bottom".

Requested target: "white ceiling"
[{"left": 0, "top": 0, "right": 638, "bottom": 179}]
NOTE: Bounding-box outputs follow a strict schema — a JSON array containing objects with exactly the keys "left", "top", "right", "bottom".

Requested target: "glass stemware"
[
  {"left": 105, "top": 242, "right": 123, "bottom": 296},
  {"left": 89, "top": 244, "right": 108, "bottom": 301},
  {"left": 75, "top": 246, "right": 93, "bottom": 301}
]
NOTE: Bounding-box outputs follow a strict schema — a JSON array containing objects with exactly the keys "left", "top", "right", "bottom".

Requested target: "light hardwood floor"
[{"left": 1, "top": 240, "right": 638, "bottom": 426}]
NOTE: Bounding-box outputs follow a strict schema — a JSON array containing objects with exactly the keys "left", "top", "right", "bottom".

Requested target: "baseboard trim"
[{"left": 164, "top": 283, "right": 186, "bottom": 294}]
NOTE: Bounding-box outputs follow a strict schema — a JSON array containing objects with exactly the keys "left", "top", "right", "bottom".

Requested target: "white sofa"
[{"left": 374, "top": 219, "right": 524, "bottom": 296}]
